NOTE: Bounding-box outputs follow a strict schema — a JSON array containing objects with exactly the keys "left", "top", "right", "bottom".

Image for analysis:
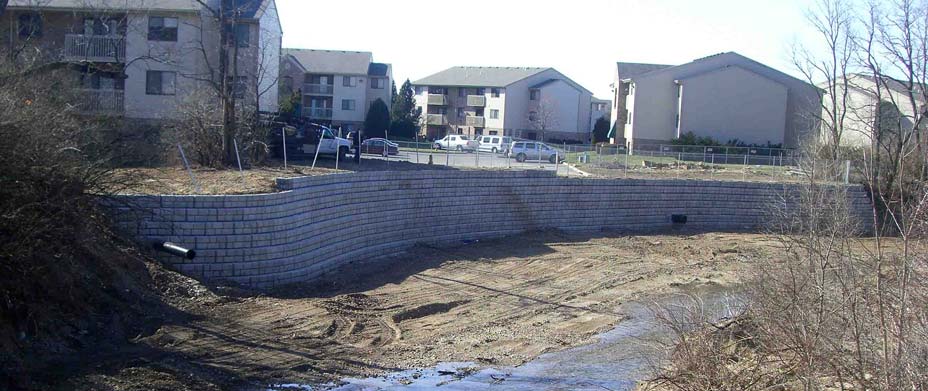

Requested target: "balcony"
[
  {"left": 76, "top": 89, "right": 124, "bottom": 114},
  {"left": 303, "top": 107, "right": 333, "bottom": 119},
  {"left": 465, "top": 116, "right": 485, "bottom": 127},
  {"left": 304, "top": 84, "right": 334, "bottom": 95},
  {"left": 466, "top": 95, "right": 486, "bottom": 107},
  {"left": 426, "top": 114, "right": 448, "bottom": 125},
  {"left": 427, "top": 94, "right": 448, "bottom": 105},
  {"left": 64, "top": 34, "right": 125, "bottom": 62}
]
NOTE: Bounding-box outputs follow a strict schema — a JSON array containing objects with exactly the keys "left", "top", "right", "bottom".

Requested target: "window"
[
  {"left": 491, "top": 88, "right": 500, "bottom": 97},
  {"left": 476, "top": 88, "right": 485, "bottom": 95},
  {"left": 457, "top": 108, "right": 464, "bottom": 118},
  {"left": 146, "top": 71, "right": 176, "bottom": 95},
  {"left": 342, "top": 76, "right": 355, "bottom": 87},
  {"left": 491, "top": 137, "right": 500, "bottom": 143},
  {"left": 529, "top": 111, "right": 537, "bottom": 121},
  {"left": 524, "top": 142, "right": 536, "bottom": 149},
  {"left": 148, "top": 16, "right": 178, "bottom": 41},
  {"left": 415, "top": 86, "right": 424, "bottom": 94},
  {"left": 233, "top": 24, "right": 250, "bottom": 47},
  {"left": 489, "top": 131, "right": 499, "bottom": 135},
  {"left": 489, "top": 109, "right": 499, "bottom": 119},
  {"left": 626, "top": 110, "right": 632, "bottom": 125},
  {"left": 18, "top": 13, "right": 42, "bottom": 38},
  {"left": 84, "top": 18, "right": 119, "bottom": 36},
  {"left": 342, "top": 99, "right": 356, "bottom": 110},
  {"left": 458, "top": 88, "right": 465, "bottom": 97},
  {"left": 371, "top": 78, "right": 385, "bottom": 89},
  {"left": 229, "top": 76, "right": 247, "bottom": 99},
  {"left": 475, "top": 107, "right": 484, "bottom": 117},
  {"left": 530, "top": 90, "right": 539, "bottom": 100}
]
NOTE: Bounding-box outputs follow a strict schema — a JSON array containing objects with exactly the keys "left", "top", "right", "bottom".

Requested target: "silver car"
[{"left": 509, "top": 141, "right": 564, "bottom": 163}]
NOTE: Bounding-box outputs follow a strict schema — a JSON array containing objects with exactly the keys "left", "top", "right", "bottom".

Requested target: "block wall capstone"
[{"left": 106, "top": 170, "right": 873, "bottom": 288}]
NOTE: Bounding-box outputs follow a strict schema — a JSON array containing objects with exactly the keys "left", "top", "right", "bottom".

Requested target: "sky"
[{"left": 277, "top": 0, "right": 822, "bottom": 99}]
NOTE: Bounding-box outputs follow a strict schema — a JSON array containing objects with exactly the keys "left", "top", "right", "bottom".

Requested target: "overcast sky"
[{"left": 277, "top": 0, "right": 821, "bottom": 99}]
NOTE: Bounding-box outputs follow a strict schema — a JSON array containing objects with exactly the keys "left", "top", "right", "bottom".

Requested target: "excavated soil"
[{"left": 66, "top": 231, "right": 779, "bottom": 390}]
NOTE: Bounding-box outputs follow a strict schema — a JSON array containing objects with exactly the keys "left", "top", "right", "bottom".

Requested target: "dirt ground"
[
  {"left": 66, "top": 230, "right": 780, "bottom": 390},
  {"left": 109, "top": 157, "right": 461, "bottom": 195}
]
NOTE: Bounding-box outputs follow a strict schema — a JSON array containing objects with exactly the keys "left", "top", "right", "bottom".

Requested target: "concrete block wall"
[{"left": 108, "top": 170, "right": 873, "bottom": 288}]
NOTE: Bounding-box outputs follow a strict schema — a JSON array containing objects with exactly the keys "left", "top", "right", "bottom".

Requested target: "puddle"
[{"left": 271, "top": 290, "right": 743, "bottom": 391}]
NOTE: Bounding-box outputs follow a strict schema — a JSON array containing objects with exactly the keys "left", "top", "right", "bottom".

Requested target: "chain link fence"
[{"left": 362, "top": 140, "right": 852, "bottom": 184}]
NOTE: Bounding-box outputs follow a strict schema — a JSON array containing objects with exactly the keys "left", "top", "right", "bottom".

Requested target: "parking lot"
[{"left": 363, "top": 148, "right": 570, "bottom": 173}]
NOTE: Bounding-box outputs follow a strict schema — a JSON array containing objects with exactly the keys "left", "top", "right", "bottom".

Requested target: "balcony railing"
[
  {"left": 466, "top": 95, "right": 486, "bottom": 107},
  {"left": 304, "top": 84, "right": 334, "bottom": 95},
  {"left": 77, "top": 89, "right": 124, "bottom": 114},
  {"left": 303, "top": 107, "right": 333, "bottom": 119},
  {"left": 427, "top": 94, "right": 448, "bottom": 105},
  {"left": 465, "top": 116, "right": 485, "bottom": 127},
  {"left": 426, "top": 114, "right": 448, "bottom": 125},
  {"left": 64, "top": 34, "right": 125, "bottom": 62}
]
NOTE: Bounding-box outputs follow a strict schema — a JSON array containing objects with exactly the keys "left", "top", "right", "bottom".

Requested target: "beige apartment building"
[
  {"left": 412, "top": 66, "right": 593, "bottom": 142},
  {"left": 279, "top": 49, "right": 392, "bottom": 133},
  {"left": 819, "top": 73, "right": 926, "bottom": 147},
  {"left": 609, "top": 52, "right": 819, "bottom": 149},
  {"left": 1, "top": 0, "right": 281, "bottom": 120}
]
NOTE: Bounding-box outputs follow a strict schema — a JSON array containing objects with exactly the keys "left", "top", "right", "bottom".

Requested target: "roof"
[
  {"left": 678, "top": 64, "right": 786, "bottom": 88},
  {"left": 223, "top": 0, "right": 261, "bottom": 18},
  {"left": 616, "top": 62, "right": 672, "bottom": 80},
  {"left": 413, "top": 66, "right": 549, "bottom": 87},
  {"left": 6, "top": 0, "right": 202, "bottom": 11},
  {"left": 367, "top": 62, "right": 390, "bottom": 77},
  {"left": 283, "top": 49, "right": 373, "bottom": 75}
]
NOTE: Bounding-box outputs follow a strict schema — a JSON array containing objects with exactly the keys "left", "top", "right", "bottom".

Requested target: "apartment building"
[
  {"left": 819, "top": 74, "right": 925, "bottom": 147},
  {"left": 609, "top": 52, "right": 819, "bottom": 149},
  {"left": 412, "top": 66, "right": 593, "bottom": 141},
  {"left": 1, "top": 0, "right": 281, "bottom": 119},
  {"left": 590, "top": 97, "right": 611, "bottom": 128},
  {"left": 279, "top": 49, "right": 392, "bottom": 132}
]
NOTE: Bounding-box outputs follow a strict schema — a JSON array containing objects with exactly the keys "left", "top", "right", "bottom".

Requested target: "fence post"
[
  {"left": 281, "top": 127, "right": 287, "bottom": 169},
  {"left": 177, "top": 144, "right": 200, "bottom": 194},
  {"left": 233, "top": 138, "right": 246, "bottom": 190},
  {"left": 844, "top": 160, "right": 851, "bottom": 184},
  {"left": 743, "top": 154, "right": 748, "bottom": 181}
]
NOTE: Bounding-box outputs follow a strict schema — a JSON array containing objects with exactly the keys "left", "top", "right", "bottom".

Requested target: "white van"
[{"left": 477, "top": 135, "right": 513, "bottom": 154}]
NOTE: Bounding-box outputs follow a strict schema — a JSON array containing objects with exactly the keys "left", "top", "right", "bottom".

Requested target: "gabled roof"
[
  {"left": 678, "top": 64, "right": 786, "bottom": 88},
  {"left": 222, "top": 0, "right": 265, "bottom": 18},
  {"left": 616, "top": 62, "right": 672, "bottom": 81},
  {"left": 413, "top": 66, "right": 549, "bottom": 87},
  {"left": 283, "top": 49, "right": 373, "bottom": 75},
  {"left": 7, "top": 0, "right": 202, "bottom": 12}
]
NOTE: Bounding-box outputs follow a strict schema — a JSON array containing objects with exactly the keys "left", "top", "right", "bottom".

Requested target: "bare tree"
[
  {"left": 528, "top": 97, "right": 559, "bottom": 142},
  {"left": 791, "top": 0, "right": 855, "bottom": 159}
]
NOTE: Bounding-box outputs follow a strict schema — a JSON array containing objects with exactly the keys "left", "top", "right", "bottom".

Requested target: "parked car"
[
  {"left": 359, "top": 138, "right": 399, "bottom": 155},
  {"left": 433, "top": 135, "right": 479, "bottom": 152},
  {"left": 477, "top": 135, "right": 513, "bottom": 154},
  {"left": 509, "top": 141, "right": 564, "bottom": 163}
]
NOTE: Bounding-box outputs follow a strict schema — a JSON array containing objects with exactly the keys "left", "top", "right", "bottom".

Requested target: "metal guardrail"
[
  {"left": 64, "top": 34, "right": 125, "bottom": 62},
  {"left": 77, "top": 88, "right": 124, "bottom": 114},
  {"left": 304, "top": 84, "right": 334, "bottom": 94}
]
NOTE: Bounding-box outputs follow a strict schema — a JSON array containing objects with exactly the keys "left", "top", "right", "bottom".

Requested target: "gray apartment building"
[
  {"left": 412, "top": 66, "right": 593, "bottom": 142},
  {"left": 279, "top": 49, "right": 392, "bottom": 132},
  {"left": 1, "top": 0, "right": 282, "bottom": 120},
  {"left": 609, "top": 52, "right": 819, "bottom": 149}
]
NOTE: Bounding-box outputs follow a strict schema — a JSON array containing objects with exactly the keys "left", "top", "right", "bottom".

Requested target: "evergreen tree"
[
  {"left": 390, "top": 79, "right": 422, "bottom": 139},
  {"left": 364, "top": 98, "right": 391, "bottom": 139}
]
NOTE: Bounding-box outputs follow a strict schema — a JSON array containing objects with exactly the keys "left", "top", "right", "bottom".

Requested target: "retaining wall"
[{"left": 109, "top": 170, "right": 873, "bottom": 288}]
